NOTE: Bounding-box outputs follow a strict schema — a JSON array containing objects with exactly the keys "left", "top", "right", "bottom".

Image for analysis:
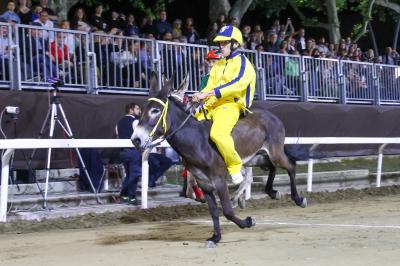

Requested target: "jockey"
[{"left": 192, "top": 25, "right": 256, "bottom": 184}]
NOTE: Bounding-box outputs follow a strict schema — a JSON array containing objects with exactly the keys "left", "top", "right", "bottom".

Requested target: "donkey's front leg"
[
  {"left": 203, "top": 191, "right": 221, "bottom": 248},
  {"left": 215, "top": 177, "right": 256, "bottom": 229}
]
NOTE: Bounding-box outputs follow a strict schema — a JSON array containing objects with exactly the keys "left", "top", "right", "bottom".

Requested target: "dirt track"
[{"left": 1, "top": 187, "right": 400, "bottom": 266}]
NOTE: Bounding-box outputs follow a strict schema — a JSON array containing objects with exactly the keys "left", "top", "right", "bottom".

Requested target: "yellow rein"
[{"left": 148, "top": 97, "right": 169, "bottom": 137}]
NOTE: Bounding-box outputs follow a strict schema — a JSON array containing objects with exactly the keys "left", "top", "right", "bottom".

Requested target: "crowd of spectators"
[
  {"left": 1, "top": 0, "right": 398, "bottom": 64},
  {"left": 1, "top": 0, "right": 400, "bottom": 93}
]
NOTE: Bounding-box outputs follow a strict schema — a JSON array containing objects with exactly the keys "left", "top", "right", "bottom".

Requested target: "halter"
[{"left": 146, "top": 97, "right": 194, "bottom": 149}]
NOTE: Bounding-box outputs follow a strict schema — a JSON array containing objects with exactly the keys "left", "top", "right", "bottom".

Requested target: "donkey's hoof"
[
  {"left": 245, "top": 216, "right": 256, "bottom": 227},
  {"left": 300, "top": 198, "right": 307, "bottom": 208},
  {"left": 205, "top": 241, "right": 217, "bottom": 249},
  {"left": 274, "top": 191, "right": 281, "bottom": 200}
]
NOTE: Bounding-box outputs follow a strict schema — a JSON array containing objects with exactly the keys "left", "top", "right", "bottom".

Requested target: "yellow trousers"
[{"left": 207, "top": 103, "right": 242, "bottom": 175}]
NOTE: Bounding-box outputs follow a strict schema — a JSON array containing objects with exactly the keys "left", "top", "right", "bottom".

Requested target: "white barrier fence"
[{"left": 1, "top": 137, "right": 400, "bottom": 222}]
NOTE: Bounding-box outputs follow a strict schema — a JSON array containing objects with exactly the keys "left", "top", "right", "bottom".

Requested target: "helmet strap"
[{"left": 228, "top": 40, "right": 238, "bottom": 58}]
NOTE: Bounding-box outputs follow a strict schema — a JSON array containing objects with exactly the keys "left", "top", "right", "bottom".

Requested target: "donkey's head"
[{"left": 132, "top": 72, "right": 189, "bottom": 150}]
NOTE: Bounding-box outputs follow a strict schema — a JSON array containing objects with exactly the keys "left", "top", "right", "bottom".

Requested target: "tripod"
[{"left": 29, "top": 82, "right": 100, "bottom": 209}]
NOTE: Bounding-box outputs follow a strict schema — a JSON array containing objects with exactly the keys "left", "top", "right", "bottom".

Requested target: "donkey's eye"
[{"left": 151, "top": 109, "right": 160, "bottom": 115}]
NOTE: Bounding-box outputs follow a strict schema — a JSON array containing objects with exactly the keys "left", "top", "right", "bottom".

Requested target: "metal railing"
[{"left": 2, "top": 22, "right": 400, "bottom": 105}]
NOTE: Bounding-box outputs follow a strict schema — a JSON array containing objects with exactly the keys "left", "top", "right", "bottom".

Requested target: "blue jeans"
[
  {"left": 148, "top": 153, "right": 173, "bottom": 187},
  {"left": 120, "top": 148, "right": 142, "bottom": 198}
]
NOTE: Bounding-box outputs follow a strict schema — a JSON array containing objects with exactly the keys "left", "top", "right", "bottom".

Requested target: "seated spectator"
[
  {"left": 1, "top": 0, "right": 21, "bottom": 24},
  {"left": 23, "top": 22, "right": 51, "bottom": 79},
  {"left": 124, "top": 14, "right": 140, "bottom": 37},
  {"left": 39, "top": 0, "right": 57, "bottom": 22},
  {"left": 50, "top": 32, "right": 73, "bottom": 77},
  {"left": 59, "top": 20, "right": 75, "bottom": 55},
  {"left": 183, "top": 17, "right": 199, "bottom": 43},
  {"left": 17, "top": 0, "right": 32, "bottom": 25},
  {"left": 154, "top": 10, "right": 172, "bottom": 39},
  {"left": 70, "top": 7, "right": 91, "bottom": 32},
  {"left": 0, "top": 19, "right": 14, "bottom": 80},
  {"left": 90, "top": 3, "right": 109, "bottom": 33}
]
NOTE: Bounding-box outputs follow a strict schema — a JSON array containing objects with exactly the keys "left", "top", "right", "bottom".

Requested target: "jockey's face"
[{"left": 219, "top": 41, "right": 239, "bottom": 57}]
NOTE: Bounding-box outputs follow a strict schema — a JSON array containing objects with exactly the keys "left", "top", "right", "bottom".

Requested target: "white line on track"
[{"left": 181, "top": 219, "right": 400, "bottom": 230}]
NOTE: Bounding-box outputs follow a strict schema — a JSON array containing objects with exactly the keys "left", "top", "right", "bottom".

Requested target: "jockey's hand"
[{"left": 192, "top": 91, "right": 215, "bottom": 102}]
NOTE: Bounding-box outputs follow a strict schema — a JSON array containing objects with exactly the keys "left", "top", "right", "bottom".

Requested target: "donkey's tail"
[{"left": 284, "top": 145, "right": 311, "bottom": 162}]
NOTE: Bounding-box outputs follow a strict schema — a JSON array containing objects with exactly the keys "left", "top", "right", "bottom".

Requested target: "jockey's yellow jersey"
[{"left": 202, "top": 51, "right": 256, "bottom": 110}]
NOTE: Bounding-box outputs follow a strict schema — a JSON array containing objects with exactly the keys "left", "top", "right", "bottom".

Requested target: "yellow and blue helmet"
[{"left": 213, "top": 25, "right": 243, "bottom": 46}]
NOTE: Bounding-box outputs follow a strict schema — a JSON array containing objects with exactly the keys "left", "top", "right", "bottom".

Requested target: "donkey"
[{"left": 132, "top": 73, "right": 306, "bottom": 247}]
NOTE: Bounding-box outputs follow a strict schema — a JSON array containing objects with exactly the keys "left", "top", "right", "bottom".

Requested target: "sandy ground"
[{"left": 0, "top": 188, "right": 400, "bottom": 266}]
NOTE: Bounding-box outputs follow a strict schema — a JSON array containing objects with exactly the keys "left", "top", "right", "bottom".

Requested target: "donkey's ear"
[
  {"left": 160, "top": 76, "right": 173, "bottom": 100},
  {"left": 178, "top": 73, "right": 190, "bottom": 93},
  {"left": 173, "top": 73, "right": 189, "bottom": 99},
  {"left": 149, "top": 72, "right": 160, "bottom": 97}
]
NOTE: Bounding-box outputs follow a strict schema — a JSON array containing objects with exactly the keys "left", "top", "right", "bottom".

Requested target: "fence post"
[
  {"left": 338, "top": 60, "right": 346, "bottom": 104},
  {"left": 373, "top": 64, "right": 380, "bottom": 105},
  {"left": 154, "top": 40, "right": 162, "bottom": 91},
  {"left": 1, "top": 149, "right": 14, "bottom": 223},
  {"left": 300, "top": 56, "right": 308, "bottom": 102},
  {"left": 376, "top": 144, "right": 387, "bottom": 187}
]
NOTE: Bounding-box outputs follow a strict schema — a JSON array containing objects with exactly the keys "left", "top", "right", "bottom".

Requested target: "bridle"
[{"left": 144, "top": 96, "right": 195, "bottom": 149}]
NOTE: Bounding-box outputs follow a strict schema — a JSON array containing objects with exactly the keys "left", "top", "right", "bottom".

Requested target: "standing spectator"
[
  {"left": 206, "top": 22, "right": 218, "bottom": 45},
  {"left": 1, "top": 1, "right": 21, "bottom": 24},
  {"left": 230, "top": 17, "right": 239, "bottom": 28},
  {"left": 172, "top": 19, "right": 182, "bottom": 38},
  {"left": 283, "top": 18, "right": 295, "bottom": 36},
  {"left": 154, "top": 10, "right": 172, "bottom": 39},
  {"left": 116, "top": 103, "right": 142, "bottom": 205},
  {"left": 183, "top": 17, "right": 199, "bottom": 43},
  {"left": 382, "top": 47, "right": 399, "bottom": 65},
  {"left": 108, "top": 10, "right": 125, "bottom": 31},
  {"left": 39, "top": 0, "right": 57, "bottom": 22},
  {"left": 90, "top": 3, "right": 108, "bottom": 33},
  {"left": 33, "top": 10, "right": 54, "bottom": 40},
  {"left": 124, "top": 14, "right": 140, "bottom": 37},
  {"left": 296, "top": 28, "right": 306, "bottom": 52},
  {"left": 317, "top": 37, "right": 329, "bottom": 54},
  {"left": 216, "top": 13, "right": 226, "bottom": 30},
  {"left": 17, "top": 0, "right": 32, "bottom": 25},
  {"left": 270, "top": 19, "right": 281, "bottom": 33},
  {"left": 140, "top": 16, "right": 154, "bottom": 37},
  {"left": 363, "top": 49, "right": 375, "bottom": 63},
  {"left": 241, "top": 25, "right": 252, "bottom": 48},
  {"left": 31, "top": 5, "right": 42, "bottom": 22},
  {"left": 70, "top": 7, "right": 91, "bottom": 32},
  {"left": 264, "top": 32, "right": 279, "bottom": 53}
]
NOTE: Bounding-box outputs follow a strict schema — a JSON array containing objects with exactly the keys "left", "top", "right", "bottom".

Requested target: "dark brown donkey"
[{"left": 132, "top": 73, "right": 307, "bottom": 248}]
